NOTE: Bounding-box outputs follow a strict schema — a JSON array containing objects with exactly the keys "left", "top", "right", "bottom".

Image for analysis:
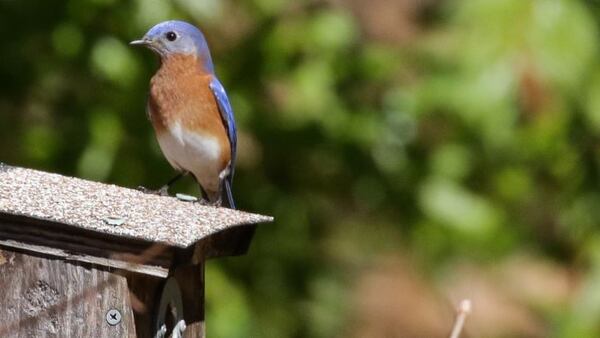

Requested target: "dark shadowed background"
[{"left": 1, "top": 0, "right": 600, "bottom": 337}]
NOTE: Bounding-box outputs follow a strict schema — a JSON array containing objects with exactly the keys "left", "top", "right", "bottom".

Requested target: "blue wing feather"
[{"left": 209, "top": 77, "right": 237, "bottom": 208}]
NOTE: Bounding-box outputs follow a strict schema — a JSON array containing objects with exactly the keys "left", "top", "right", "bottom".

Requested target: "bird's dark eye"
[{"left": 165, "top": 31, "right": 177, "bottom": 41}]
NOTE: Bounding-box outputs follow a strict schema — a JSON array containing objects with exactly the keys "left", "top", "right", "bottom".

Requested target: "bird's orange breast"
[{"left": 148, "top": 54, "right": 231, "bottom": 170}]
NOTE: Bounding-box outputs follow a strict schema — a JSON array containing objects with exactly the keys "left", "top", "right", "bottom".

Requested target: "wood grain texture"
[
  {"left": 0, "top": 239, "right": 168, "bottom": 278},
  {"left": 173, "top": 264, "right": 205, "bottom": 338},
  {"left": 0, "top": 249, "right": 136, "bottom": 337},
  {"left": 127, "top": 273, "right": 163, "bottom": 338},
  {"left": 0, "top": 215, "right": 174, "bottom": 272},
  {"left": 192, "top": 225, "right": 257, "bottom": 265}
]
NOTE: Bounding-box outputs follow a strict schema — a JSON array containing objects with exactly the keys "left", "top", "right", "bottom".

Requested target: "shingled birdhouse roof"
[{"left": 0, "top": 163, "right": 272, "bottom": 277}]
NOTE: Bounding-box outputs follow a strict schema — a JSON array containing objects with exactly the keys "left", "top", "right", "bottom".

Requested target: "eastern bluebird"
[{"left": 131, "top": 20, "right": 237, "bottom": 208}]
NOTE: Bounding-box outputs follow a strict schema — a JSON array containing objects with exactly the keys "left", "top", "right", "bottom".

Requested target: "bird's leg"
[
  {"left": 211, "top": 196, "right": 223, "bottom": 207},
  {"left": 138, "top": 171, "right": 188, "bottom": 196},
  {"left": 196, "top": 199, "right": 211, "bottom": 206},
  {"left": 160, "top": 171, "right": 187, "bottom": 192},
  {"left": 196, "top": 197, "right": 221, "bottom": 207},
  {"left": 195, "top": 185, "right": 215, "bottom": 206}
]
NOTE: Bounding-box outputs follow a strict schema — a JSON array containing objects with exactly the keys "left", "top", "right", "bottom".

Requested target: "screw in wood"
[
  {"left": 176, "top": 193, "right": 198, "bottom": 202},
  {"left": 103, "top": 216, "right": 125, "bottom": 226},
  {"left": 106, "top": 308, "right": 122, "bottom": 326}
]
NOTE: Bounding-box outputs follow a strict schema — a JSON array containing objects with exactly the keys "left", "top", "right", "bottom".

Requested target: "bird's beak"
[{"left": 129, "top": 38, "right": 150, "bottom": 46}]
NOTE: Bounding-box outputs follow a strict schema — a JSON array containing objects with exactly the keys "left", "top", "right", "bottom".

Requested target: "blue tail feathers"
[{"left": 221, "top": 179, "right": 235, "bottom": 209}]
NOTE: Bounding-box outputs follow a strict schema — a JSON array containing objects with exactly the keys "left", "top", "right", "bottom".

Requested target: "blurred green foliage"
[{"left": 3, "top": 0, "right": 600, "bottom": 337}]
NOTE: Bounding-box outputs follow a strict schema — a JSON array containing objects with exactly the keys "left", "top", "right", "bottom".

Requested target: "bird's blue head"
[{"left": 131, "top": 20, "right": 214, "bottom": 72}]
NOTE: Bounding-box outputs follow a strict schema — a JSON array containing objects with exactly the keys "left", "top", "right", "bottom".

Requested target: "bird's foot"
[
  {"left": 137, "top": 185, "right": 170, "bottom": 196},
  {"left": 195, "top": 198, "right": 221, "bottom": 207},
  {"left": 196, "top": 198, "right": 211, "bottom": 206}
]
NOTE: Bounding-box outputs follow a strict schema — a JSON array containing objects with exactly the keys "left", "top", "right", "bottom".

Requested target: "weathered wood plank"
[
  {"left": 126, "top": 264, "right": 206, "bottom": 338},
  {"left": 0, "top": 215, "right": 174, "bottom": 270},
  {"left": 0, "top": 249, "right": 136, "bottom": 337},
  {"left": 127, "top": 273, "right": 163, "bottom": 338},
  {"left": 0, "top": 240, "right": 169, "bottom": 278},
  {"left": 192, "top": 225, "right": 257, "bottom": 264},
  {"left": 0, "top": 164, "right": 266, "bottom": 338},
  {"left": 173, "top": 264, "right": 205, "bottom": 338}
]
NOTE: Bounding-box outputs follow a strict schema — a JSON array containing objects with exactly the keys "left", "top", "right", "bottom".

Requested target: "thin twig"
[{"left": 449, "top": 299, "right": 472, "bottom": 338}]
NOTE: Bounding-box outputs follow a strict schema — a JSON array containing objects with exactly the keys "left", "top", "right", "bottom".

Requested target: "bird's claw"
[
  {"left": 137, "top": 185, "right": 170, "bottom": 196},
  {"left": 196, "top": 198, "right": 211, "bottom": 206},
  {"left": 195, "top": 198, "right": 222, "bottom": 207}
]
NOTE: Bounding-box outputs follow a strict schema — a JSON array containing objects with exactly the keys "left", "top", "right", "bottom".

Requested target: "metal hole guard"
[{"left": 154, "top": 277, "right": 186, "bottom": 338}]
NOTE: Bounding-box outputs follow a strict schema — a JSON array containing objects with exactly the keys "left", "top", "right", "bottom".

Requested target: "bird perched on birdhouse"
[{"left": 131, "top": 20, "right": 237, "bottom": 208}]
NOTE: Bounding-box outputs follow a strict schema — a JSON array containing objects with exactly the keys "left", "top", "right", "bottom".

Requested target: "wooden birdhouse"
[{"left": 0, "top": 163, "right": 272, "bottom": 337}]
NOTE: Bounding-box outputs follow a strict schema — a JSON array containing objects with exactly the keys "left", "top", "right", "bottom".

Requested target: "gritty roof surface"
[{"left": 0, "top": 163, "right": 272, "bottom": 248}]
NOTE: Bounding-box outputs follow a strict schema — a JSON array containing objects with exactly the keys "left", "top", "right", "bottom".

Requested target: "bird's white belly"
[{"left": 156, "top": 121, "right": 222, "bottom": 192}]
